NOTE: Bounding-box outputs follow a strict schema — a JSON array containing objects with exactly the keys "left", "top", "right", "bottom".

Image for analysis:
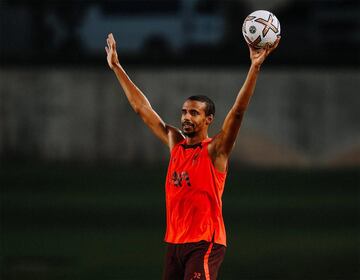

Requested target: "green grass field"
[{"left": 1, "top": 164, "right": 359, "bottom": 279}]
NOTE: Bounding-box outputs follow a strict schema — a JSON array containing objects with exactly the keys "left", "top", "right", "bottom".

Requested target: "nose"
[{"left": 182, "top": 112, "right": 191, "bottom": 122}]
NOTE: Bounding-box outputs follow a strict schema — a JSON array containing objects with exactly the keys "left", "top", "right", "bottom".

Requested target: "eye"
[
  {"left": 190, "top": 110, "right": 199, "bottom": 116},
  {"left": 181, "top": 110, "right": 186, "bottom": 115}
]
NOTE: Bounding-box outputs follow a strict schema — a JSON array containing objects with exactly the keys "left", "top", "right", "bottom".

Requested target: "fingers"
[
  {"left": 248, "top": 44, "right": 260, "bottom": 57},
  {"left": 264, "top": 43, "right": 271, "bottom": 56},
  {"left": 276, "top": 35, "right": 281, "bottom": 44},
  {"left": 269, "top": 36, "right": 281, "bottom": 53},
  {"left": 247, "top": 44, "right": 253, "bottom": 55},
  {"left": 272, "top": 37, "right": 280, "bottom": 49},
  {"left": 108, "top": 33, "right": 116, "bottom": 49},
  {"left": 248, "top": 43, "right": 260, "bottom": 52},
  {"left": 106, "top": 38, "right": 111, "bottom": 49}
]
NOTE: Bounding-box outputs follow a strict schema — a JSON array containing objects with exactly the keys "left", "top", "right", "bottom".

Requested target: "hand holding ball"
[{"left": 242, "top": 10, "right": 281, "bottom": 49}]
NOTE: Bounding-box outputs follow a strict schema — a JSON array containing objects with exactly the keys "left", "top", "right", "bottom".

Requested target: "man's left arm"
[{"left": 209, "top": 39, "right": 280, "bottom": 172}]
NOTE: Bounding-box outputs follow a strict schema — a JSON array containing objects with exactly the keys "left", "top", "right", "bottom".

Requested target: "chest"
[
  {"left": 167, "top": 146, "right": 213, "bottom": 190},
  {"left": 170, "top": 146, "right": 207, "bottom": 170}
]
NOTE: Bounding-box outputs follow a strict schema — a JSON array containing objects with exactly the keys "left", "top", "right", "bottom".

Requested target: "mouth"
[{"left": 182, "top": 122, "right": 194, "bottom": 130}]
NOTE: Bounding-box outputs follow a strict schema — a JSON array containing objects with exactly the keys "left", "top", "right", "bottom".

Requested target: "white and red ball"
[{"left": 242, "top": 10, "right": 281, "bottom": 48}]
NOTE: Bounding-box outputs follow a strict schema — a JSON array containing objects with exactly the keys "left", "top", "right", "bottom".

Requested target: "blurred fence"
[{"left": 1, "top": 67, "right": 359, "bottom": 166}]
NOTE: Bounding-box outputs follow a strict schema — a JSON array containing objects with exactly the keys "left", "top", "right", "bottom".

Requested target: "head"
[{"left": 181, "top": 95, "right": 215, "bottom": 138}]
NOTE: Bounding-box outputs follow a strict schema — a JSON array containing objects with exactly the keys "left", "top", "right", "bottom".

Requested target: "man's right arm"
[{"left": 105, "top": 33, "right": 183, "bottom": 149}]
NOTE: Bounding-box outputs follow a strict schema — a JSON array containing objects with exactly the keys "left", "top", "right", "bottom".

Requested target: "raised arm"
[
  {"left": 209, "top": 39, "right": 280, "bottom": 171},
  {"left": 105, "top": 33, "right": 184, "bottom": 149}
]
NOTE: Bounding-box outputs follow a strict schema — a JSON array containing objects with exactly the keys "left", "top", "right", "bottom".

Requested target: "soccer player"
[{"left": 105, "top": 33, "right": 279, "bottom": 280}]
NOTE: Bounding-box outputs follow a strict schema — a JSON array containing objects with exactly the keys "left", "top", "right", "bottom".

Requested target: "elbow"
[
  {"left": 134, "top": 103, "right": 151, "bottom": 117},
  {"left": 132, "top": 102, "right": 144, "bottom": 115},
  {"left": 232, "top": 108, "right": 245, "bottom": 119},
  {"left": 133, "top": 105, "right": 140, "bottom": 114}
]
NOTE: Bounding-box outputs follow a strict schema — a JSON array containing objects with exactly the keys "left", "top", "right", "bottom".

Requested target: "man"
[{"left": 105, "top": 33, "right": 279, "bottom": 280}]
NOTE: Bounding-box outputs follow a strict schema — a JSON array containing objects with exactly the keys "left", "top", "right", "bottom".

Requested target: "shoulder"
[{"left": 166, "top": 124, "right": 185, "bottom": 151}]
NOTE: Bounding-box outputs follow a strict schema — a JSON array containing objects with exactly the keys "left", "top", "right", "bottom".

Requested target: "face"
[{"left": 181, "top": 100, "right": 213, "bottom": 138}]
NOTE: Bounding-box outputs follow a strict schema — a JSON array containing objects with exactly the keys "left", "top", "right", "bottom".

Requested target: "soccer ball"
[{"left": 242, "top": 10, "right": 281, "bottom": 48}]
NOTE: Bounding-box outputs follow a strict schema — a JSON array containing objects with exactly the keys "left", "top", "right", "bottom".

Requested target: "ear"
[{"left": 205, "top": 114, "right": 214, "bottom": 125}]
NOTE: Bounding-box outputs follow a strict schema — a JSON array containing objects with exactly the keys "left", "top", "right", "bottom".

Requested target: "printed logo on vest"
[{"left": 171, "top": 171, "right": 191, "bottom": 187}]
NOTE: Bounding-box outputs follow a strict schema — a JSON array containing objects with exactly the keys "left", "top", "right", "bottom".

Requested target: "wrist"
[
  {"left": 250, "top": 63, "right": 261, "bottom": 72},
  {"left": 111, "top": 62, "right": 121, "bottom": 71}
]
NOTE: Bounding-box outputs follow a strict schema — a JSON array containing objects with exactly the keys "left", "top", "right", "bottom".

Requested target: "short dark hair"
[{"left": 186, "top": 95, "right": 215, "bottom": 116}]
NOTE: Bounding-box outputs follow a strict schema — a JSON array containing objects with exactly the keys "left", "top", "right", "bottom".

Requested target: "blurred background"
[{"left": 1, "top": 0, "right": 359, "bottom": 279}]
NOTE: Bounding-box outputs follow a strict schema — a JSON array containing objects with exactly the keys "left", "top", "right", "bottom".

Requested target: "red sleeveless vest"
[{"left": 164, "top": 138, "right": 227, "bottom": 246}]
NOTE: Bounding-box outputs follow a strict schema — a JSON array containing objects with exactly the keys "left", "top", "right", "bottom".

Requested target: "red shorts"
[{"left": 163, "top": 241, "right": 226, "bottom": 280}]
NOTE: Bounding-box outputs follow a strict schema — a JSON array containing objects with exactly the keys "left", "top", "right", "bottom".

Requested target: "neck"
[{"left": 185, "top": 132, "right": 209, "bottom": 145}]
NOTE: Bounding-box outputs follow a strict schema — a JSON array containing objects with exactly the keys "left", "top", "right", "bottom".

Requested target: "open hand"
[
  {"left": 249, "top": 36, "right": 281, "bottom": 68},
  {"left": 105, "top": 33, "right": 119, "bottom": 70}
]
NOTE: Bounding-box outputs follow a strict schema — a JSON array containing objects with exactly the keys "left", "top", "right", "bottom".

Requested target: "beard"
[
  {"left": 183, "top": 131, "right": 196, "bottom": 138},
  {"left": 182, "top": 122, "right": 195, "bottom": 138}
]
